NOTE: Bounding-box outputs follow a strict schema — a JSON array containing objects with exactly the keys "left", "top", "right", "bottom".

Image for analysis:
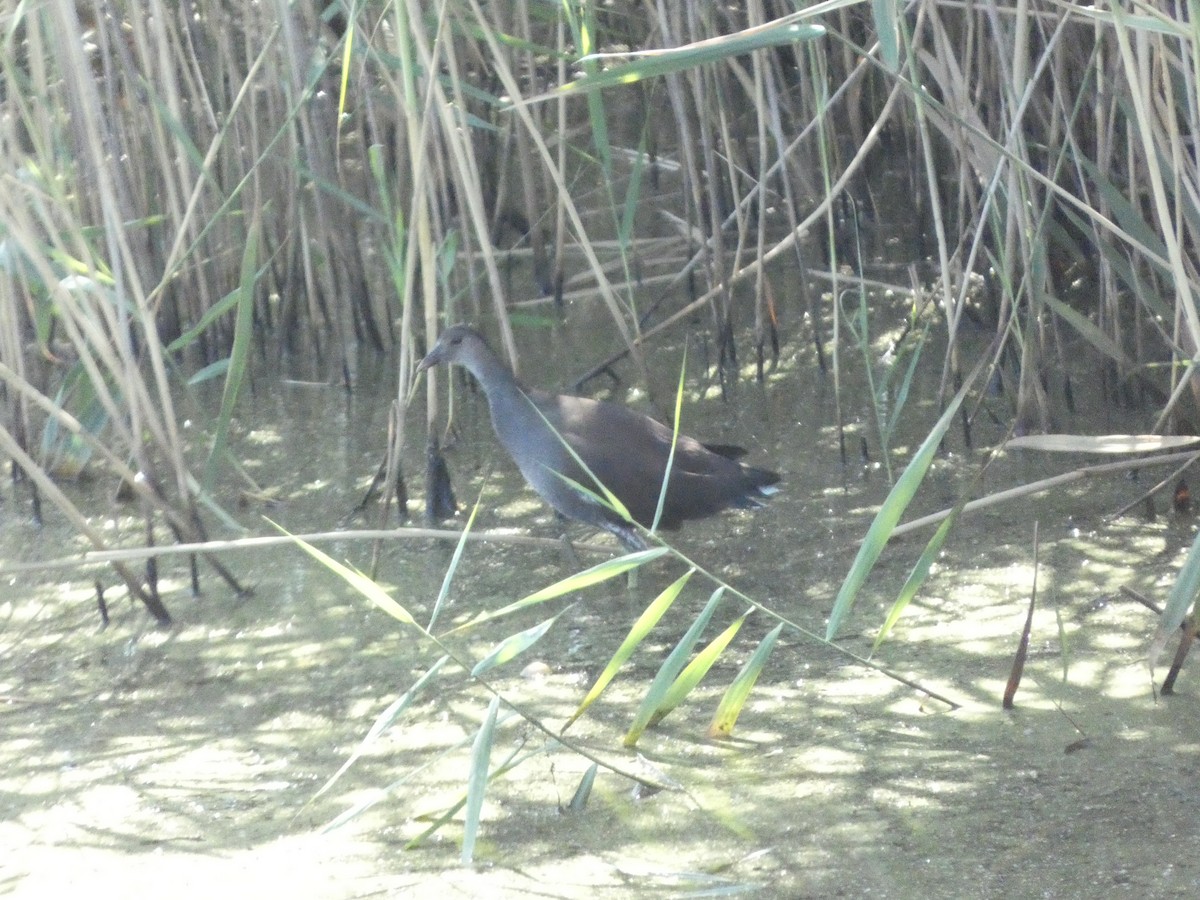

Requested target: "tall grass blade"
[
  {"left": 567, "top": 763, "right": 598, "bottom": 812},
  {"left": 873, "top": 509, "right": 962, "bottom": 651},
  {"left": 202, "top": 210, "right": 257, "bottom": 491},
  {"left": 447, "top": 548, "right": 667, "bottom": 633},
  {"left": 708, "top": 623, "right": 783, "bottom": 739},
  {"left": 270, "top": 520, "right": 416, "bottom": 626},
  {"left": 428, "top": 490, "right": 483, "bottom": 633},
  {"left": 1074, "top": 154, "right": 1168, "bottom": 260},
  {"left": 651, "top": 344, "right": 688, "bottom": 534},
  {"left": 407, "top": 796, "right": 470, "bottom": 848},
  {"left": 1004, "top": 434, "right": 1200, "bottom": 454},
  {"left": 578, "top": 2, "right": 613, "bottom": 179},
  {"left": 310, "top": 655, "right": 450, "bottom": 804},
  {"left": 471, "top": 610, "right": 569, "bottom": 677},
  {"left": 826, "top": 353, "right": 989, "bottom": 640},
  {"left": 165, "top": 275, "right": 262, "bottom": 355},
  {"left": 880, "top": 316, "right": 931, "bottom": 452},
  {"left": 650, "top": 607, "right": 748, "bottom": 728},
  {"left": 564, "top": 568, "right": 694, "bottom": 730},
  {"left": 871, "top": 0, "right": 900, "bottom": 71},
  {"left": 545, "top": 22, "right": 825, "bottom": 98},
  {"left": 1038, "top": 289, "right": 1133, "bottom": 365},
  {"left": 1149, "top": 528, "right": 1200, "bottom": 667},
  {"left": 462, "top": 695, "right": 501, "bottom": 865},
  {"left": 622, "top": 585, "right": 725, "bottom": 745},
  {"left": 618, "top": 125, "right": 649, "bottom": 248},
  {"left": 1069, "top": 6, "right": 1189, "bottom": 35},
  {"left": 1053, "top": 203, "right": 1172, "bottom": 319},
  {"left": 530, "top": 394, "right": 638, "bottom": 527},
  {"left": 405, "top": 733, "right": 524, "bottom": 852},
  {"left": 186, "top": 358, "right": 230, "bottom": 386}
]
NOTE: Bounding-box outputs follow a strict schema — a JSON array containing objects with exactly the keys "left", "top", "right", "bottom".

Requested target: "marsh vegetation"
[{"left": 2, "top": 2, "right": 1199, "bottom": 894}]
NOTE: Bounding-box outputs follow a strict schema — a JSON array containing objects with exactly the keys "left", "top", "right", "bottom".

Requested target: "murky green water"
[{"left": 3, "top": 276, "right": 1199, "bottom": 897}]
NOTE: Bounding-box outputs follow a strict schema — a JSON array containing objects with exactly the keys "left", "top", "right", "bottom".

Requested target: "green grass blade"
[
  {"left": 1069, "top": 5, "right": 1189, "bottom": 35},
  {"left": 873, "top": 508, "right": 962, "bottom": 651},
  {"left": 1054, "top": 202, "right": 1171, "bottom": 319},
  {"left": 1075, "top": 153, "right": 1168, "bottom": 259},
  {"left": 186, "top": 358, "right": 230, "bottom": 386},
  {"left": 618, "top": 124, "right": 649, "bottom": 247},
  {"left": 564, "top": 568, "right": 695, "bottom": 730},
  {"left": 623, "top": 585, "right": 726, "bottom": 745},
  {"left": 881, "top": 316, "right": 931, "bottom": 450},
  {"left": 202, "top": 211, "right": 257, "bottom": 491},
  {"left": 871, "top": 0, "right": 900, "bottom": 71},
  {"left": 471, "top": 610, "right": 569, "bottom": 677},
  {"left": 1149, "top": 528, "right": 1200, "bottom": 666},
  {"left": 270, "top": 519, "right": 416, "bottom": 626},
  {"left": 462, "top": 695, "right": 500, "bottom": 865},
  {"left": 550, "top": 22, "right": 825, "bottom": 97},
  {"left": 428, "top": 488, "right": 483, "bottom": 633},
  {"left": 546, "top": 469, "right": 637, "bottom": 528},
  {"left": 651, "top": 344, "right": 687, "bottom": 535},
  {"left": 650, "top": 608, "right": 749, "bottom": 728},
  {"left": 406, "top": 795, "right": 469, "bottom": 848},
  {"left": 447, "top": 548, "right": 667, "bottom": 633},
  {"left": 579, "top": 3, "right": 612, "bottom": 179},
  {"left": 530, "top": 391, "right": 637, "bottom": 527},
  {"left": 296, "top": 160, "right": 389, "bottom": 224},
  {"left": 708, "top": 624, "right": 783, "bottom": 739},
  {"left": 826, "top": 352, "right": 989, "bottom": 640},
  {"left": 310, "top": 655, "right": 450, "bottom": 804},
  {"left": 1039, "top": 289, "right": 1131, "bottom": 365},
  {"left": 404, "top": 735, "right": 525, "bottom": 851},
  {"left": 165, "top": 270, "right": 265, "bottom": 355},
  {"left": 367, "top": 143, "right": 395, "bottom": 223},
  {"left": 567, "top": 763, "right": 598, "bottom": 812}
]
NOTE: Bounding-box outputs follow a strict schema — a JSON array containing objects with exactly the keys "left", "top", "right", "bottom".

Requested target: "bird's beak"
[{"left": 416, "top": 345, "right": 442, "bottom": 374}]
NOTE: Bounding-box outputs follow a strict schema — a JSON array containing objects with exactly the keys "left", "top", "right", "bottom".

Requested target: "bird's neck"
[
  {"left": 465, "top": 358, "right": 574, "bottom": 515},
  {"left": 462, "top": 348, "right": 524, "bottom": 401},
  {"left": 457, "top": 350, "right": 540, "bottom": 442}
]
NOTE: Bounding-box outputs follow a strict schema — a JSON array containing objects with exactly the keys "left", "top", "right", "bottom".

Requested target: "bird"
[{"left": 417, "top": 324, "right": 780, "bottom": 550}]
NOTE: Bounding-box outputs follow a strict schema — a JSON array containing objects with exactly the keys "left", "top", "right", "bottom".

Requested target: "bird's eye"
[{"left": 450, "top": 336, "right": 462, "bottom": 346}]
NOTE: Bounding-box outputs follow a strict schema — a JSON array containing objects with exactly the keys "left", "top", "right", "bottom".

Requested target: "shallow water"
[{"left": 3, "top": 282, "right": 1199, "bottom": 897}]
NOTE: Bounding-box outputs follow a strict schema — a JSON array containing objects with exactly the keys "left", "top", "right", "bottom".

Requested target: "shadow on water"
[{"left": 3, "top": 296, "right": 1200, "bottom": 896}]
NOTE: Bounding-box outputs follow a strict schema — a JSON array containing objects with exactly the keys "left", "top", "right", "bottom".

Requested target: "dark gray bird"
[{"left": 417, "top": 325, "right": 779, "bottom": 550}]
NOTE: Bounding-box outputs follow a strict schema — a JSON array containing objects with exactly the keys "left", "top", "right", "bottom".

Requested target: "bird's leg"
[
  {"left": 604, "top": 521, "right": 648, "bottom": 553},
  {"left": 558, "top": 531, "right": 583, "bottom": 568},
  {"left": 600, "top": 521, "right": 647, "bottom": 591},
  {"left": 548, "top": 511, "right": 584, "bottom": 567}
]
